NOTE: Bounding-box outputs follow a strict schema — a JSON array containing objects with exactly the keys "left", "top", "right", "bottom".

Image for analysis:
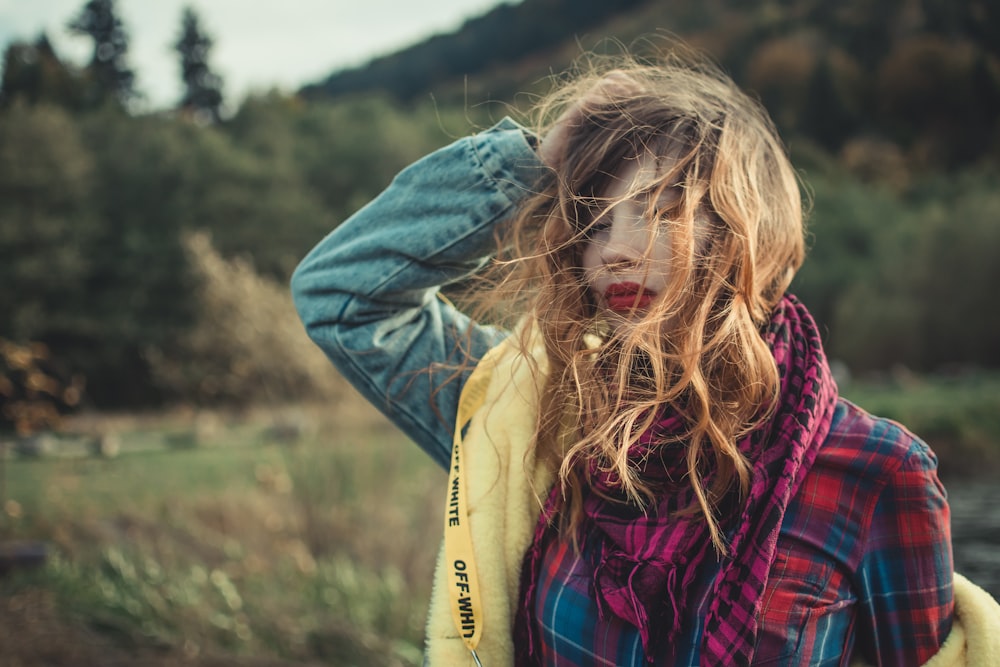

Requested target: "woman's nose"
[{"left": 599, "top": 215, "right": 651, "bottom": 267}]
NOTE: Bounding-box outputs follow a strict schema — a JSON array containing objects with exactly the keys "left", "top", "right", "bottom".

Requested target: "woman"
[{"left": 291, "top": 52, "right": 968, "bottom": 666}]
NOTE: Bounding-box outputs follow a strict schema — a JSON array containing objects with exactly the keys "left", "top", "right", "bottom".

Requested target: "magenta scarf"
[{"left": 515, "top": 294, "right": 838, "bottom": 666}]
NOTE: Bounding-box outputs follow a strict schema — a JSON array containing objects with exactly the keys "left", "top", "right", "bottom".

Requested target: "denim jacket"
[{"left": 291, "top": 118, "right": 546, "bottom": 470}]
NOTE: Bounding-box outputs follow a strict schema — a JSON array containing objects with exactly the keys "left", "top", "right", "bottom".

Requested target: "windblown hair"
[{"left": 470, "top": 50, "right": 805, "bottom": 553}]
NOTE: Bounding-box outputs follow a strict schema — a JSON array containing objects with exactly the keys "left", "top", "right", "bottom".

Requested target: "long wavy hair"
[{"left": 466, "top": 50, "right": 805, "bottom": 552}]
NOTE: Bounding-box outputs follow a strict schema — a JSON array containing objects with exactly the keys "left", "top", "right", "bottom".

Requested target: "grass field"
[
  {"left": 0, "top": 395, "right": 444, "bottom": 666},
  {"left": 1, "top": 374, "right": 998, "bottom": 665}
]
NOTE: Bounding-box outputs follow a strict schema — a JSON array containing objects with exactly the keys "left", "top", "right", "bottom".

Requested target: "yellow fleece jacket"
[
  {"left": 423, "top": 334, "right": 1000, "bottom": 666},
  {"left": 425, "top": 332, "right": 554, "bottom": 665}
]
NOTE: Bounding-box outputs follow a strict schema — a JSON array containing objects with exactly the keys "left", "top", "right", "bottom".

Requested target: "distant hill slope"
[
  {"left": 301, "top": 0, "right": 1000, "bottom": 170},
  {"left": 299, "top": 0, "right": 652, "bottom": 101}
]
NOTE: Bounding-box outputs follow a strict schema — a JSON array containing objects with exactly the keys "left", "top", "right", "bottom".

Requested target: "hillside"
[
  {"left": 299, "top": 0, "right": 650, "bottom": 102},
  {"left": 302, "top": 0, "right": 1000, "bottom": 170}
]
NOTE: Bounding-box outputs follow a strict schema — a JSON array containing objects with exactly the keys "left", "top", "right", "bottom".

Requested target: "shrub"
[
  {"left": 145, "top": 232, "right": 342, "bottom": 406},
  {"left": 0, "top": 338, "right": 83, "bottom": 435}
]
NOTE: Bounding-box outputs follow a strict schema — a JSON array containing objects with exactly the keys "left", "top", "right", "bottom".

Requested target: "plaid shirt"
[{"left": 532, "top": 399, "right": 954, "bottom": 666}]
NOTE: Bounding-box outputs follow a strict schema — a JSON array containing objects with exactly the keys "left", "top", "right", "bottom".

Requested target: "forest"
[{"left": 1, "top": 0, "right": 998, "bottom": 418}]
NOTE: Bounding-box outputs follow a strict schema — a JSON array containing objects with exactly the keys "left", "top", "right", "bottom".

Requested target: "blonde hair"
[{"left": 469, "top": 49, "right": 804, "bottom": 552}]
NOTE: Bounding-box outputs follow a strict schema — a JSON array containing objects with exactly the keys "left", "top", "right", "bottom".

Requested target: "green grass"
[{"left": 0, "top": 398, "right": 444, "bottom": 666}]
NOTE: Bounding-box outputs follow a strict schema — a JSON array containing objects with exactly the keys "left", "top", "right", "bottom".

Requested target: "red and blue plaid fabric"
[{"left": 529, "top": 398, "right": 954, "bottom": 665}]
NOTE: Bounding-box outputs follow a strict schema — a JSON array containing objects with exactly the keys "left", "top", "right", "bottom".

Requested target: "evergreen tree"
[
  {"left": 0, "top": 103, "right": 97, "bottom": 364},
  {"left": 174, "top": 7, "right": 224, "bottom": 123},
  {"left": 67, "top": 0, "right": 137, "bottom": 106},
  {"left": 0, "top": 34, "right": 86, "bottom": 110}
]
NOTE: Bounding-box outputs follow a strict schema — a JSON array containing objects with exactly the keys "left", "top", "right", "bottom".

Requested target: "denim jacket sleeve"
[{"left": 291, "top": 118, "right": 547, "bottom": 470}]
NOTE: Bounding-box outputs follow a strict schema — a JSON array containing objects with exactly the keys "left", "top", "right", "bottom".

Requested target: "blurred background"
[{"left": 0, "top": 0, "right": 997, "bottom": 664}]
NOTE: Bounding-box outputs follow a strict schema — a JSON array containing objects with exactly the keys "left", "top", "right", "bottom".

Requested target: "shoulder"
[
  {"left": 817, "top": 397, "right": 939, "bottom": 482},
  {"left": 785, "top": 398, "right": 946, "bottom": 565}
]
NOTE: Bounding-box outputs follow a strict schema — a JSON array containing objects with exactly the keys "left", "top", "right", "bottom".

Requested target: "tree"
[
  {"left": 174, "top": 6, "right": 224, "bottom": 123},
  {"left": 73, "top": 108, "right": 198, "bottom": 405},
  {"left": 0, "top": 34, "right": 87, "bottom": 110},
  {"left": 0, "top": 104, "right": 98, "bottom": 397},
  {"left": 67, "top": 0, "right": 137, "bottom": 107}
]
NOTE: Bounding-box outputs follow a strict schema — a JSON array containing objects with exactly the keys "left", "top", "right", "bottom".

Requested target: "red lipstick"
[{"left": 603, "top": 282, "right": 653, "bottom": 311}]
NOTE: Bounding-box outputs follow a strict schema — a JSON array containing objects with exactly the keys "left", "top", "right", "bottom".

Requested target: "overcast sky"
[{"left": 0, "top": 0, "right": 516, "bottom": 111}]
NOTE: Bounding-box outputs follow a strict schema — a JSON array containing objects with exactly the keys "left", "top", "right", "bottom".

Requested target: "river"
[{"left": 948, "top": 478, "right": 1000, "bottom": 598}]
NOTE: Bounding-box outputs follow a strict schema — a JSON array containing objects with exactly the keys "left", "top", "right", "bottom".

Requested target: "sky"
[{"left": 0, "top": 0, "right": 516, "bottom": 111}]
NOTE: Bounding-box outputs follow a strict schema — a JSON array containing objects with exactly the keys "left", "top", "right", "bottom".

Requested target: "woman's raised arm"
[{"left": 291, "top": 118, "right": 546, "bottom": 468}]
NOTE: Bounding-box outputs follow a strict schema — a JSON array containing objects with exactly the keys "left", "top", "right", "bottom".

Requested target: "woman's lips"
[{"left": 603, "top": 282, "right": 654, "bottom": 311}]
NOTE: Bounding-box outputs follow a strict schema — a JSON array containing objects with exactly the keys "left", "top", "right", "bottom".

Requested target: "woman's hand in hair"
[{"left": 538, "top": 70, "right": 639, "bottom": 170}]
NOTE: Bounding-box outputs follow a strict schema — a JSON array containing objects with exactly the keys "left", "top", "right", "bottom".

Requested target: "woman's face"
[{"left": 581, "top": 152, "right": 682, "bottom": 333}]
